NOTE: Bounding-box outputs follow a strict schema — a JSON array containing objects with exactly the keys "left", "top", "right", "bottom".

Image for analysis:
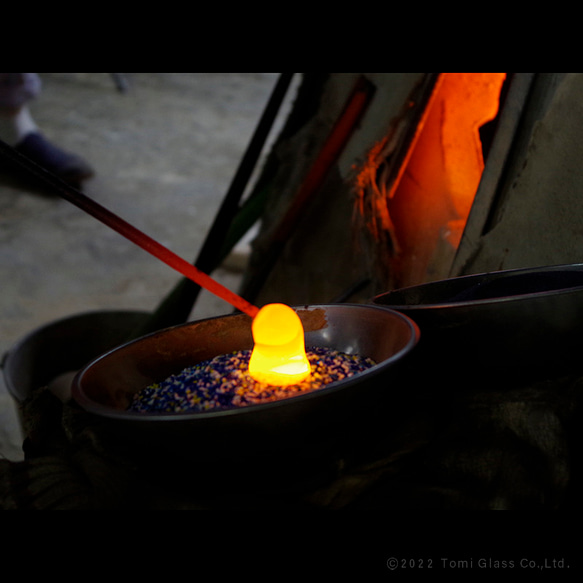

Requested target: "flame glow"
[
  {"left": 354, "top": 73, "right": 507, "bottom": 289},
  {"left": 248, "top": 303, "right": 311, "bottom": 386}
]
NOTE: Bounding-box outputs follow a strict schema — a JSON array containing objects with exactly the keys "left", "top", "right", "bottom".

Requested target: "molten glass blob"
[{"left": 248, "top": 303, "right": 311, "bottom": 386}]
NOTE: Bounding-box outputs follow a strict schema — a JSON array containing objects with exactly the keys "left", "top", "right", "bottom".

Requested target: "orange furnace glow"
[{"left": 248, "top": 303, "right": 311, "bottom": 386}]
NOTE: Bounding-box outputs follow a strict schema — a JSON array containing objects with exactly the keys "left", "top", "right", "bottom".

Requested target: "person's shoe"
[{"left": 14, "top": 132, "right": 94, "bottom": 186}]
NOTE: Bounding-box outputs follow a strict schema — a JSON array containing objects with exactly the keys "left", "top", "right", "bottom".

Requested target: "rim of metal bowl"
[{"left": 373, "top": 263, "right": 583, "bottom": 311}]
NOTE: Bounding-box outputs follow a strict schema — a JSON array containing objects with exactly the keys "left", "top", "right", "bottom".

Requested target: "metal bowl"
[
  {"left": 373, "top": 263, "right": 583, "bottom": 384},
  {"left": 2, "top": 310, "right": 150, "bottom": 407},
  {"left": 72, "top": 304, "right": 419, "bottom": 463}
]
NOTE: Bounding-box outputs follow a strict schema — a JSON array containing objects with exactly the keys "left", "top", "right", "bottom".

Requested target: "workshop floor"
[{"left": 0, "top": 72, "right": 288, "bottom": 461}]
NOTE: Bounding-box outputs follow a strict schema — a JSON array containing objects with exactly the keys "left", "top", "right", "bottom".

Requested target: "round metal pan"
[
  {"left": 72, "top": 304, "right": 419, "bottom": 463},
  {"left": 373, "top": 263, "right": 583, "bottom": 384},
  {"left": 2, "top": 310, "right": 150, "bottom": 406}
]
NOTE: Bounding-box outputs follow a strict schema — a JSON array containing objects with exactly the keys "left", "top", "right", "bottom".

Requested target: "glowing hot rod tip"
[{"left": 248, "top": 303, "right": 311, "bottom": 386}]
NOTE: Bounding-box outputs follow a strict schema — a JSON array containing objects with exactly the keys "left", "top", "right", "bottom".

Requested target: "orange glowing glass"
[{"left": 248, "top": 303, "right": 311, "bottom": 386}]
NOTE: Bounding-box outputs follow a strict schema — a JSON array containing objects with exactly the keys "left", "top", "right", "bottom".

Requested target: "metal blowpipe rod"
[{"left": 0, "top": 139, "right": 260, "bottom": 319}]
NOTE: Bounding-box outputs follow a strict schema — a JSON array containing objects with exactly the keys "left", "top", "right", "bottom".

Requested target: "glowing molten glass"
[{"left": 248, "top": 303, "right": 311, "bottom": 386}]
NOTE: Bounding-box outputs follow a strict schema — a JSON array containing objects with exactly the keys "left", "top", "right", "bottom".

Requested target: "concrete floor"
[{"left": 0, "top": 72, "right": 288, "bottom": 461}]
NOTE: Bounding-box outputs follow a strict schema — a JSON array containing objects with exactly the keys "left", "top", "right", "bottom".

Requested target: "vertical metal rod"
[
  {"left": 241, "top": 75, "right": 376, "bottom": 303},
  {"left": 171, "top": 73, "right": 295, "bottom": 319}
]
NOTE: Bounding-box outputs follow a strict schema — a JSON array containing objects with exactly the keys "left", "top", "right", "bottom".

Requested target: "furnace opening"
[{"left": 354, "top": 73, "right": 508, "bottom": 290}]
